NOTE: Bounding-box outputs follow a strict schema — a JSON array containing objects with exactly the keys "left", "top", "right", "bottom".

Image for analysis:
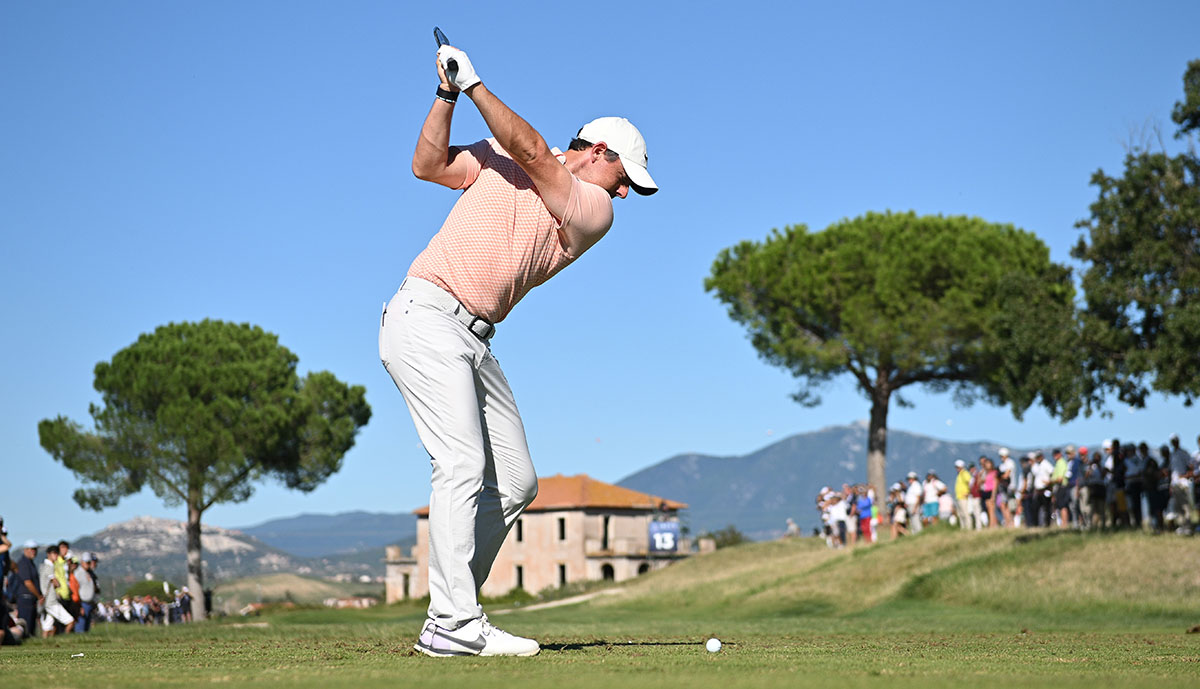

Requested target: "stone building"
[{"left": 385, "top": 473, "right": 691, "bottom": 602}]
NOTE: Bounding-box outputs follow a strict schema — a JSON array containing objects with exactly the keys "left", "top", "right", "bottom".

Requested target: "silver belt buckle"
[{"left": 467, "top": 314, "right": 495, "bottom": 340}]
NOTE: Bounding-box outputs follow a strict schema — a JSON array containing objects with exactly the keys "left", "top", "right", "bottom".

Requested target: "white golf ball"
[{"left": 706, "top": 638, "right": 722, "bottom": 653}]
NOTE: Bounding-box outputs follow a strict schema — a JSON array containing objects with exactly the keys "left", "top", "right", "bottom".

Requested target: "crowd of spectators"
[
  {"left": 91, "top": 590, "right": 194, "bottom": 626},
  {"left": 1, "top": 530, "right": 99, "bottom": 643},
  {"left": 1, "top": 519, "right": 194, "bottom": 646},
  {"left": 815, "top": 433, "right": 1200, "bottom": 547}
]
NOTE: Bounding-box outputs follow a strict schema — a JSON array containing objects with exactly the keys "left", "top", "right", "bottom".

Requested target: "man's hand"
[{"left": 437, "top": 46, "right": 481, "bottom": 91}]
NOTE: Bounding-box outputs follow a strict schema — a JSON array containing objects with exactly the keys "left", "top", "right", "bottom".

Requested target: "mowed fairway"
[{"left": 3, "top": 529, "right": 1198, "bottom": 688}]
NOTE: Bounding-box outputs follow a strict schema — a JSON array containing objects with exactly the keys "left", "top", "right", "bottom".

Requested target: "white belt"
[{"left": 399, "top": 277, "right": 496, "bottom": 341}]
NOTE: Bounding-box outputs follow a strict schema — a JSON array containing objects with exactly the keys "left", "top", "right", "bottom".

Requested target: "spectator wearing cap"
[
  {"left": 953, "top": 460, "right": 972, "bottom": 529},
  {"left": 904, "top": 472, "right": 923, "bottom": 534},
  {"left": 180, "top": 585, "right": 193, "bottom": 623},
  {"left": 1031, "top": 451, "right": 1055, "bottom": 527},
  {"left": 1168, "top": 433, "right": 1197, "bottom": 533},
  {"left": 14, "top": 540, "right": 41, "bottom": 639},
  {"left": 997, "top": 448, "right": 1016, "bottom": 528},
  {"left": 816, "top": 488, "right": 834, "bottom": 547},
  {"left": 76, "top": 552, "right": 98, "bottom": 633},
  {"left": 38, "top": 545, "right": 74, "bottom": 636}
]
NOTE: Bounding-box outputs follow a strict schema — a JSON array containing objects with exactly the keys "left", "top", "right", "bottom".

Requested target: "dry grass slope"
[
  {"left": 213, "top": 573, "right": 381, "bottom": 613},
  {"left": 594, "top": 527, "right": 1200, "bottom": 623}
]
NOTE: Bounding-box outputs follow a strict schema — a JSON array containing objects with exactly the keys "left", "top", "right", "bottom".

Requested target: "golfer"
[{"left": 379, "top": 41, "right": 656, "bottom": 657}]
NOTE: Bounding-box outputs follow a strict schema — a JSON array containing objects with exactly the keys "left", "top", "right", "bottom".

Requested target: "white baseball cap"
[
  {"left": 576, "top": 117, "right": 657, "bottom": 195},
  {"left": 998, "top": 447, "right": 1010, "bottom": 457},
  {"left": 954, "top": 459, "right": 966, "bottom": 468}
]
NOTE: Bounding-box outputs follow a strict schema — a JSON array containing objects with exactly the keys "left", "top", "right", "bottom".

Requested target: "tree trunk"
[
  {"left": 867, "top": 386, "right": 890, "bottom": 501},
  {"left": 186, "top": 500, "right": 207, "bottom": 621}
]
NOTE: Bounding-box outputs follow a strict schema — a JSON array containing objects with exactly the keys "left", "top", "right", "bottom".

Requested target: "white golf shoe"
[{"left": 414, "top": 615, "right": 540, "bottom": 657}]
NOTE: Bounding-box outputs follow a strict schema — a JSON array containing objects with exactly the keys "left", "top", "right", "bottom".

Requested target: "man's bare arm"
[
  {"left": 411, "top": 59, "right": 479, "bottom": 188},
  {"left": 463, "top": 82, "right": 574, "bottom": 219}
]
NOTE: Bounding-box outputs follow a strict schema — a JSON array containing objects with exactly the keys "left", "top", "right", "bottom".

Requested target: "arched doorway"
[
  {"left": 601, "top": 564, "right": 615, "bottom": 581},
  {"left": 637, "top": 563, "right": 650, "bottom": 575}
]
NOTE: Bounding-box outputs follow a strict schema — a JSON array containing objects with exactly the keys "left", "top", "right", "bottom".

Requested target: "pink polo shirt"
[{"left": 407, "top": 138, "right": 614, "bottom": 323}]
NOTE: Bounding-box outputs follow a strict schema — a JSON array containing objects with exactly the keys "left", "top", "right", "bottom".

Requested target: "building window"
[
  {"left": 602, "top": 515, "right": 610, "bottom": 550},
  {"left": 516, "top": 519, "right": 523, "bottom": 542},
  {"left": 558, "top": 564, "right": 567, "bottom": 586},
  {"left": 601, "top": 563, "right": 615, "bottom": 581},
  {"left": 516, "top": 565, "right": 524, "bottom": 590},
  {"left": 558, "top": 517, "right": 566, "bottom": 541}
]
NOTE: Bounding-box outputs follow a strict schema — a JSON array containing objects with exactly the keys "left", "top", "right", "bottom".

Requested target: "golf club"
[{"left": 433, "top": 26, "right": 458, "bottom": 83}]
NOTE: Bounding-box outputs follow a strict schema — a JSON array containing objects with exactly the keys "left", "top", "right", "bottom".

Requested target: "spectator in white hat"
[
  {"left": 1031, "top": 451, "right": 1055, "bottom": 527},
  {"left": 75, "top": 552, "right": 98, "bottom": 633},
  {"left": 904, "top": 472, "right": 923, "bottom": 533},
  {"left": 12, "top": 540, "right": 41, "bottom": 638},
  {"left": 953, "top": 460, "right": 972, "bottom": 529},
  {"left": 179, "top": 585, "right": 193, "bottom": 622}
]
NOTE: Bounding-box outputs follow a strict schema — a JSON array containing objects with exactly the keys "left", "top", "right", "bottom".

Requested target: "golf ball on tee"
[{"left": 706, "top": 638, "right": 722, "bottom": 653}]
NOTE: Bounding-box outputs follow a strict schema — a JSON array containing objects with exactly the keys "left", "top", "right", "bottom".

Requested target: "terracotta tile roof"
[{"left": 413, "top": 473, "right": 686, "bottom": 517}]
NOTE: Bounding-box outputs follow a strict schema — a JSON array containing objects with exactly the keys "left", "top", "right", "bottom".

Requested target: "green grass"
[{"left": 3, "top": 528, "right": 1198, "bottom": 688}]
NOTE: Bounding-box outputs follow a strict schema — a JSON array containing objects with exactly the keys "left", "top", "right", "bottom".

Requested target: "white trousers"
[{"left": 379, "top": 279, "right": 538, "bottom": 629}]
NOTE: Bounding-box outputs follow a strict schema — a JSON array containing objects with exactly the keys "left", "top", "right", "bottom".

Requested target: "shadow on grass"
[{"left": 543, "top": 640, "right": 708, "bottom": 651}]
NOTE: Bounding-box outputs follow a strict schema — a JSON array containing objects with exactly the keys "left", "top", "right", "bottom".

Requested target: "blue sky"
[{"left": 3, "top": 2, "right": 1198, "bottom": 544}]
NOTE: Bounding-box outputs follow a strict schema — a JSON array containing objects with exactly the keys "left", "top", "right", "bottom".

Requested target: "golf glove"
[{"left": 437, "top": 46, "right": 481, "bottom": 91}]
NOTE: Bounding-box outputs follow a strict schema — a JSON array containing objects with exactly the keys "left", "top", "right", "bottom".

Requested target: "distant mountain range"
[
  {"left": 618, "top": 422, "right": 1051, "bottom": 540},
  {"left": 236, "top": 511, "right": 417, "bottom": 558},
  {"left": 71, "top": 515, "right": 411, "bottom": 595}
]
